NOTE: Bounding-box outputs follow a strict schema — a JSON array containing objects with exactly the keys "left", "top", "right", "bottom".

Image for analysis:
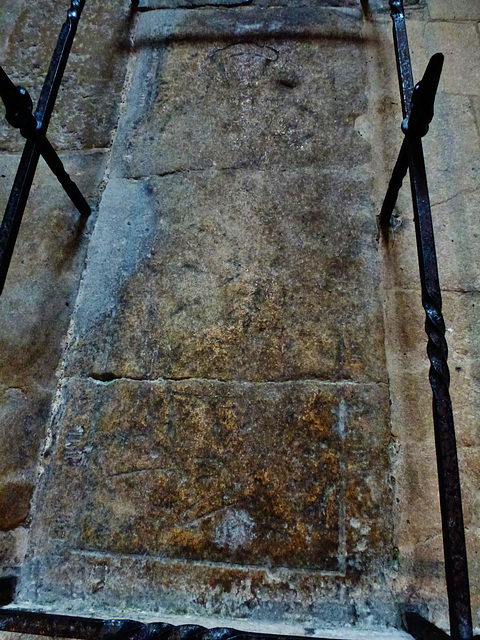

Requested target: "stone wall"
[
  {"left": 0, "top": 0, "right": 131, "bottom": 583},
  {"left": 0, "top": 0, "right": 479, "bottom": 635},
  {"left": 366, "top": 0, "right": 480, "bottom": 629}
]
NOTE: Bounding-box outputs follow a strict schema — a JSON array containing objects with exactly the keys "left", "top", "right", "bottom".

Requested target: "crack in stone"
[
  {"left": 71, "top": 548, "right": 347, "bottom": 576},
  {"left": 85, "top": 372, "right": 387, "bottom": 385},
  {"left": 430, "top": 186, "right": 479, "bottom": 208},
  {"left": 121, "top": 164, "right": 369, "bottom": 181}
]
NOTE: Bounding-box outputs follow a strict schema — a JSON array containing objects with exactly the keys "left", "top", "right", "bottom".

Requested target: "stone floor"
[{"left": 0, "top": 0, "right": 479, "bottom": 636}]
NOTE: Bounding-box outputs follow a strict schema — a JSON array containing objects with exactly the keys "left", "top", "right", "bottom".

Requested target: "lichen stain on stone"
[
  {"left": 213, "top": 509, "right": 256, "bottom": 551},
  {"left": 73, "top": 380, "right": 344, "bottom": 570}
]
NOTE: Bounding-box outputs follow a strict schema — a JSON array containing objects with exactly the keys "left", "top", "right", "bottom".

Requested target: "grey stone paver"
[
  {"left": 134, "top": 6, "right": 363, "bottom": 44},
  {"left": 4, "top": 0, "right": 479, "bottom": 628},
  {"left": 18, "top": 4, "right": 395, "bottom": 625},
  {"left": 111, "top": 36, "right": 367, "bottom": 177},
  {"left": 0, "top": 151, "right": 106, "bottom": 568},
  {"left": 424, "top": 22, "right": 480, "bottom": 96},
  {"left": 427, "top": 0, "right": 480, "bottom": 21},
  {"left": 65, "top": 169, "right": 386, "bottom": 384},
  {"left": 23, "top": 376, "right": 393, "bottom": 624}
]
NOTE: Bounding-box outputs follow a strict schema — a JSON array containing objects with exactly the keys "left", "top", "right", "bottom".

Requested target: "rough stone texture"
[
  {"left": 0, "top": 0, "right": 26, "bottom": 61},
  {"left": 0, "top": 0, "right": 479, "bottom": 632},
  {"left": 16, "top": 5, "right": 396, "bottom": 629},
  {"left": 0, "top": 152, "right": 107, "bottom": 568},
  {"left": 133, "top": 7, "right": 363, "bottom": 49},
  {"left": 139, "top": 0, "right": 251, "bottom": 8},
  {"left": 363, "top": 1, "right": 480, "bottom": 630},
  {"left": 23, "top": 377, "right": 392, "bottom": 624},
  {"left": 114, "top": 36, "right": 366, "bottom": 177},
  {"left": 0, "top": 154, "right": 107, "bottom": 440},
  {"left": 65, "top": 170, "right": 385, "bottom": 384},
  {"left": 0, "top": 0, "right": 132, "bottom": 151},
  {"left": 0, "top": 0, "right": 129, "bottom": 580},
  {"left": 139, "top": 0, "right": 360, "bottom": 7},
  {"left": 427, "top": 0, "right": 480, "bottom": 21},
  {"left": 0, "top": 482, "right": 32, "bottom": 531},
  {"left": 424, "top": 22, "right": 480, "bottom": 96}
]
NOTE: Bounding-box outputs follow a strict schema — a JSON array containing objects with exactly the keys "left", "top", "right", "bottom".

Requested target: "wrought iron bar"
[
  {"left": 381, "top": 2, "right": 473, "bottom": 639},
  {"left": 404, "top": 611, "right": 452, "bottom": 640},
  {"left": 379, "top": 53, "right": 443, "bottom": 228},
  {"left": 0, "top": 609, "right": 322, "bottom": 640},
  {"left": 0, "top": 0, "right": 90, "bottom": 295}
]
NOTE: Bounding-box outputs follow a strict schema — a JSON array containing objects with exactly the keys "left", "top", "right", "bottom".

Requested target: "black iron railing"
[
  {"left": 0, "top": 0, "right": 474, "bottom": 638},
  {"left": 0, "top": 0, "right": 90, "bottom": 296}
]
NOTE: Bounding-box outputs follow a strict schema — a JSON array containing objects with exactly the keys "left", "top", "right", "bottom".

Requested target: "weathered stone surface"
[
  {"left": 139, "top": 0, "right": 359, "bottom": 6},
  {"left": 139, "top": 0, "right": 250, "bottom": 7},
  {"left": 424, "top": 22, "right": 480, "bottom": 97},
  {"left": 0, "top": 0, "right": 26, "bottom": 61},
  {"left": 0, "top": 0, "right": 478, "bottom": 629},
  {"left": 0, "top": 151, "right": 106, "bottom": 380},
  {"left": 112, "top": 36, "right": 367, "bottom": 177},
  {"left": 0, "top": 151, "right": 106, "bottom": 569},
  {"left": 0, "top": 0, "right": 131, "bottom": 152},
  {"left": 257, "top": 0, "right": 360, "bottom": 6},
  {"left": 65, "top": 169, "right": 385, "bottom": 383},
  {"left": 471, "top": 97, "right": 480, "bottom": 139},
  {"left": 0, "top": 526, "right": 27, "bottom": 570},
  {"left": 382, "top": 93, "right": 480, "bottom": 293},
  {"left": 383, "top": 188, "right": 480, "bottom": 294},
  {"left": 427, "top": 0, "right": 480, "bottom": 21},
  {"left": 23, "top": 376, "right": 392, "bottom": 623},
  {"left": 134, "top": 7, "right": 363, "bottom": 48},
  {"left": 383, "top": 288, "right": 480, "bottom": 563},
  {"left": 0, "top": 482, "right": 32, "bottom": 531},
  {"left": 363, "top": 5, "right": 480, "bottom": 627}
]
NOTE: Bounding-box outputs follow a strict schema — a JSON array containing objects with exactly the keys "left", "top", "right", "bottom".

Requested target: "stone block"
[
  {"left": 0, "top": 0, "right": 131, "bottom": 152},
  {"left": 392, "top": 440, "right": 442, "bottom": 553},
  {"left": 422, "top": 94, "right": 480, "bottom": 206},
  {"left": 425, "top": 22, "right": 480, "bottom": 96},
  {"left": 0, "top": 151, "right": 106, "bottom": 383},
  {"left": 0, "top": 0, "right": 26, "bottom": 61},
  {"left": 0, "top": 387, "right": 51, "bottom": 479},
  {"left": 0, "top": 527, "right": 27, "bottom": 571},
  {"left": 112, "top": 35, "right": 367, "bottom": 177},
  {"left": 383, "top": 287, "right": 479, "bottom": 465},
  {"left": 135, "top": 6, "right": 363, "bottom": 44},
  {"left": 22, "top": 376, "right": 393, "bottom": 624},
  {"left": 0, "top": 482, "right": 33, "bottom": 532},
  {"left": 383, "top": 288, "right": 480, "bottom": 628},
  {"left": 65, "top": 169, "right": 386, "bottom": 384},
  {"left": 0, "top": 151, "right": 106, "bottom": 568},
  {"left": 427, "top": 0, "right": 480, "bottom": 21},
  {"left": 383, "top": 188, "right": 480, "bottom": 293},
  {"left": 383, "top": 288, "right": 480, "bottom": 368},
  {"left": 139, "top": 0, "right": 250, "bottom": 7},
  {"left": 139, "top": 0, "right": 361, "bottom": 7},
  {"left": 381, "top": 94, "right": 480, "bottom": 293}
]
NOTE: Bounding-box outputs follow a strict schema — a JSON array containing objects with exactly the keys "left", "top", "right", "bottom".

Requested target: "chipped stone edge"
[{"left": 134, "top": 6, "right": 364, "bottom": 44}]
